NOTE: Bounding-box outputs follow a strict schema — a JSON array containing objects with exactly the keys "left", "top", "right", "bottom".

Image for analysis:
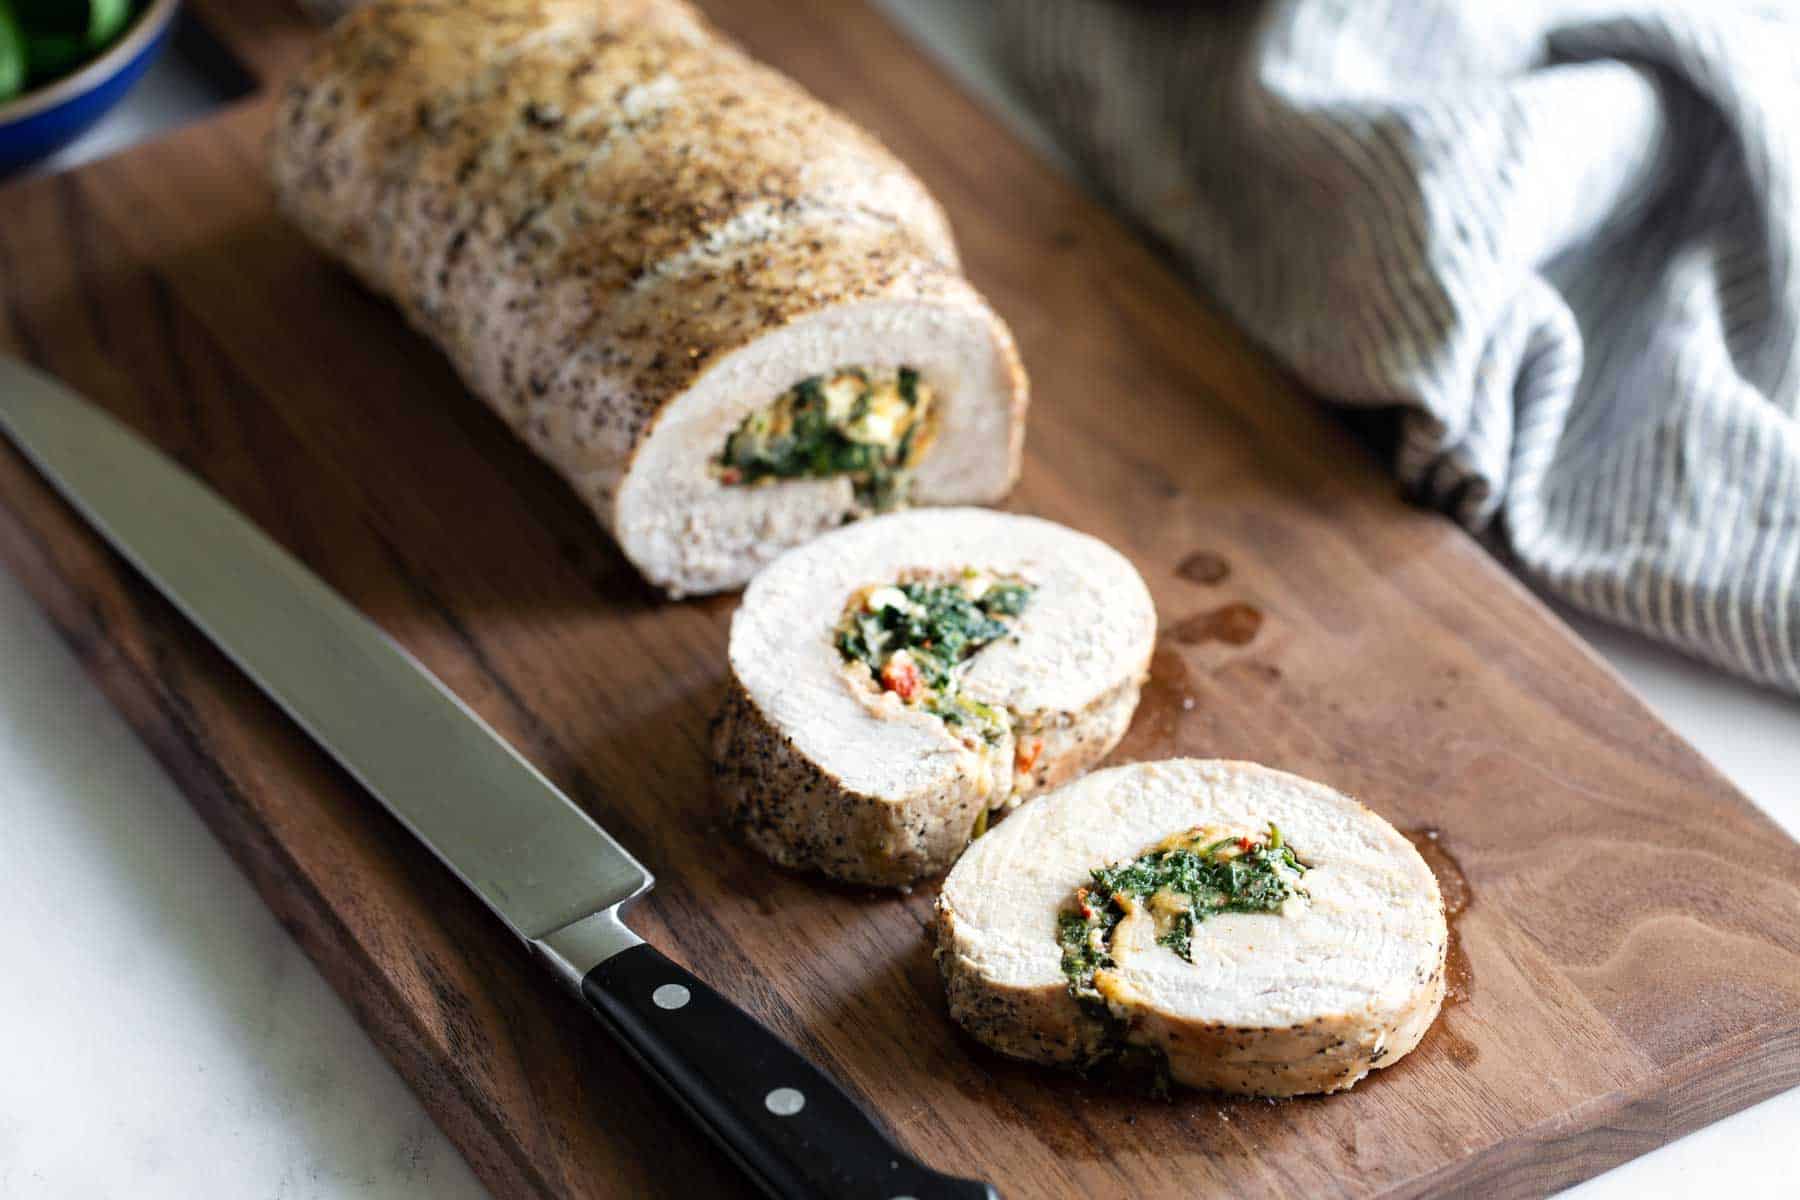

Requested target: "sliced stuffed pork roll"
[
  {"left": 936, "top": 760, "right": 1447, "bottom": 1096},
  {"left": 712, "top": 509, "right": 1155, "bottom": 886},
  {"left": 271, "top": 0, "right": 1026, "bottom": 595}
]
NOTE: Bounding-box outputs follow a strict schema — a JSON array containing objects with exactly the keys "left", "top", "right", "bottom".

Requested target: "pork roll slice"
[
  {"left": 936, "top": 759, "right": 1447, "bottom": 1096},
  {"left": 271, "top": 0, "right": 1026, "bottom": 596},
  {"left": 713, "top": 509, "right": 1154, "bottom": 886}
]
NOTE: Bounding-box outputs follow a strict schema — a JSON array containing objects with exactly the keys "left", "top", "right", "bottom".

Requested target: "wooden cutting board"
[{"left": 3, "top": 1, "right": 1797, "bottom": 1196}]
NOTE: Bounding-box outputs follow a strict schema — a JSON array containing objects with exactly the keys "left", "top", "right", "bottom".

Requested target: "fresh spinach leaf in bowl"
[{"left": 0, "top": 0, "right": 138, "bottom": 103}]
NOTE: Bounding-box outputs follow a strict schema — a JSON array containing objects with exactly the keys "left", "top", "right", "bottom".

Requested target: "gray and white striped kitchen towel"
[{"left": 995, "top": 0, "right": 1800, "bottom": 695}]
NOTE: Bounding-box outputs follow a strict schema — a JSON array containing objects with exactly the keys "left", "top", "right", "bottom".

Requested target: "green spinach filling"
[
  {"left": 834, "top": 570, "right": 1033, "bottom": 741},
  {"left": 716, "top": 367, "right": 934, "bottom": 510},
  {"left": 1058, "top": 824, "right": 1308, "bottom": 1000}
]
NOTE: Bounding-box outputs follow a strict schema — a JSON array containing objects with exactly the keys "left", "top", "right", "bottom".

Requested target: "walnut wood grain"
[{"left": 1, "top": 2, "right": 1796, "bottom": 1198}]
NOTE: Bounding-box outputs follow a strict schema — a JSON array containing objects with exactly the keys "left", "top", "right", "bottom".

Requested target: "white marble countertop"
[{"left": 2, "top": 3, "right": 1796, "bottom": 1196}]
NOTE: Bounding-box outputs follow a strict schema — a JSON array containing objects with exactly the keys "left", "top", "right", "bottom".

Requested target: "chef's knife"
[{"left": 0, "top": 357, "right": 996, "bottom": 1200}]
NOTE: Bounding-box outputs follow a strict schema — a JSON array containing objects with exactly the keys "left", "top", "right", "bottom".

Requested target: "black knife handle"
[{"left": 582, "top": 943, "right": 997, "bottom": 1200}]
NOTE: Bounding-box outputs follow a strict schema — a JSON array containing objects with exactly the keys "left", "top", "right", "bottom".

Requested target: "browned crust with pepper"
[
  {"left": 710, "top": 667, "right": 1146, "bottom": 888},
  {"left": 710, "top": 675, "right": 980, "bottom": 886},
  {"left": 270, "top": 0, "right": 1024, "bottom": 589},
  {"left": 937, "top": 895, "right": 1447, "bottom": 1096}
]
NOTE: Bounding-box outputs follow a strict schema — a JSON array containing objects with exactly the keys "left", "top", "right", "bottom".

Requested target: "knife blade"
[{"left": 0, "top": 356, "right": 998, "bottom": 1200}]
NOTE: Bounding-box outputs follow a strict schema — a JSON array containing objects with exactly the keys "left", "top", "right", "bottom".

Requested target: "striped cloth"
[{"left": 995, "top": 0, "right": 1800, "bottom": 695}]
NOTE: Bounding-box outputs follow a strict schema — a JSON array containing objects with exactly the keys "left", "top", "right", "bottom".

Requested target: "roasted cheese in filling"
[
  {"left": 715, "top": 367, "right": 939, "bottom": 512},
  {"left": 712, "top": 509, "right": 1154, "bottom": 886},
  {"left": 937, "top": 760, "right": 1448, "bottom": 1096}
]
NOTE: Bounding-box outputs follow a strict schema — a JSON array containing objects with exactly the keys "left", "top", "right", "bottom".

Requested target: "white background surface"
[{"left": 2, "top": 3, "right": 1796, "bottom": 1196}]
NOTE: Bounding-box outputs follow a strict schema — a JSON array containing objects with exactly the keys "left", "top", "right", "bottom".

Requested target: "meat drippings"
[
  {"left": 1171, "top": 603, "right": 1263, "bottom": 646},
  {"left": 1175, "top": 550, "right": 1231, "bottom": 585},
  {"left": 1403, "top": 828, "right": 1473, "bottom": 1005}
]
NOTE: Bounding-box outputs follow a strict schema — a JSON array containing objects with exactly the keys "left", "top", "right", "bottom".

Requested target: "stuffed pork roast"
[
  {"left": 937, "top": 760, "right": 1447, "bottom": 1096},
  {"left": 713, "top": 509, "right": 1154, "bottom": 887},
  {"left": 271, "top": 0, "right": 1026, "bottom": 595}
]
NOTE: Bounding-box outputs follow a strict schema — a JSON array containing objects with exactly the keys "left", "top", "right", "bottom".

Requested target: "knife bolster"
[{"left": 532, "top": 905, "right": 644, "bottom": 993}]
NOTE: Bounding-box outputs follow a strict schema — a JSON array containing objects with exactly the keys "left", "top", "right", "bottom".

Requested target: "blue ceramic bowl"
[{"left": 0, "top": 0, "right": 181, "bottom": 177}]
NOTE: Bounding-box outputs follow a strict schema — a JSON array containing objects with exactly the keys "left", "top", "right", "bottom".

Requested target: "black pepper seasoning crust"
[
  {"left": 711, "top": 666, "right": 1147, "bottom": 888},
  {"left": 271, "top": 0, "right": 1027, "bottom": 595},
  {"left": 711, "top": 676, "right": 982, "bottom": 887}
]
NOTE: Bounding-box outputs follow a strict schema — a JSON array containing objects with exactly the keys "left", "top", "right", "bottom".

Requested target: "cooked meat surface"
[
  {"left": 713, "top": 509, "right": 1154, "bottom": 885},
  {"left": 272, "top": 0, "right": 1026, "bottom": 595},
  {"left": 937, "top": 759, "right": 1448, "bottom": 1096}
]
